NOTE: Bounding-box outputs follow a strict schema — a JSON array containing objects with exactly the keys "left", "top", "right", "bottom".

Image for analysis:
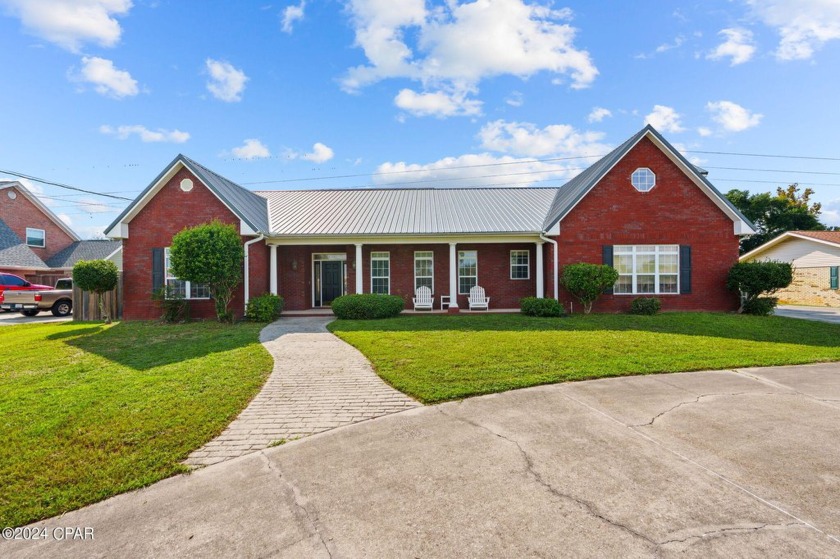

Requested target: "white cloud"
[
  {"left": 655, "top": 35, "right": 685, "bottom": 53},
  {"left": 342, "top": 0, "right": 597, "bottom": 117},
  {"left": 587, "top": 107, "right": 612, "bottom": 123},
  {"left": 706, "top": 100, "right": 763, "bottom": 132},
  {"left": 477, "top": 120, "right": 610, "bottom": 158},
  {"left": 707, "top": 28, "right": 756, "bottom": 65},
  {"left": 205, "top": 59, "right": 248, "bottom": 102},
  {"left": 644, "top": 105, "right": 685, "bottom": 133},
  {"left": 697, "top": 126, "right": 713, "bottom": 137},
  {"left": 231, "top": 139, "right": 271, "bottom": 159},
  {"left": 505, "top": 91, "right": 523, "bottom": 107},
  {"left": 746, "top": 0, "right": 840, "bottom": 60},
  {"left": 57, "top": 213, "right": 73, "bottom": 226},
  {"left": 100, "top": 124, "right": 190, "bottom": 143},
  {"left": 74, "top": 56, "right": 138, "bottom": 98},
  {"left": 822, "top": 199, "right": 840, "bottom": 226},
  {"left": 0, "top": 0, "right": 132, "bottom": 52},
  {"left": 76, "top": 198, "right": 112, "bottom": 213},
  {"left": 281, "top": 0, "right": 306, "bottom": 33},
  {"left": 286, "top": 142, "right": 335, "bottom": 163},
  {"left": 394, "top": 88, "right": 482, "bottom": 118}
]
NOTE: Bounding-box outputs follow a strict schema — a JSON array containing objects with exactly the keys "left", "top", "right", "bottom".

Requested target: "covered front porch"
[{"left": 250, "top": 234, "right": 558, "bottom": 312}]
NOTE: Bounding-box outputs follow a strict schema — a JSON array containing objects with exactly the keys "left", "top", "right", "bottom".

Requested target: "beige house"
[{"left": 741, "top": 231, "right": 840, "bottom": 307}]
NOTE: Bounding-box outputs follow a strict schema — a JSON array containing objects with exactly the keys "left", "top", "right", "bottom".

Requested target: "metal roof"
[
  {"left": 46, "top": 240, "right": 122, "bottom": 268},
  {"left": 0, "top": 218, "right": 50, "bottom": 269},
  {"left": 258, "top": 187, "right": 559, "bottom": 236}
]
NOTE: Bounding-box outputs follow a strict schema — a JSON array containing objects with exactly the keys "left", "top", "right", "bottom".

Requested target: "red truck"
[{"left": 0, "top": 273, "right": 54, "bottom": 313}]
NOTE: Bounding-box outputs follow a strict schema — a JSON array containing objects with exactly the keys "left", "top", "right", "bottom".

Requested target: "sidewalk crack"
[
  {"left": 632, "top": 392, "right": 777, "bottom": 427},
  {"left": 659, "top": 522, "right": 805, "bottom": 548}
]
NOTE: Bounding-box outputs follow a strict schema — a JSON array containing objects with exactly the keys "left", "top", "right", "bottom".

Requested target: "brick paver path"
[{"left": 185, "top": 317, "right": 420, "bottom": 466}]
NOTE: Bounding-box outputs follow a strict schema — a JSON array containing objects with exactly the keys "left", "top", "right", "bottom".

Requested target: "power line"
[
  {"left": 705, "top": 166, "right": 840, "bottom": 177},
  {"left": 685, "top": 150, "right": 840, "bottom": 162},
  {"left": 0, "top": 168, "right": 134, "bottom": 201}
]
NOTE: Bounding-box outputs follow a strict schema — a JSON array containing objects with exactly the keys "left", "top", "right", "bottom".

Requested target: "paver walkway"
[{"left": 185, "top": 317, "right": 420, "bottom": 466}]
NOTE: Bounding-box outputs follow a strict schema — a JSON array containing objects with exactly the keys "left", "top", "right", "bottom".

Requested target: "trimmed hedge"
[
  {"left": 520, "top": 297, "right": 564, "bottom": 317},
  {"left": 630, "top": 297, "right": 661, "bottom": 315},
  {"left": 331, "top": 294, "right": 405, "bottom": 320},
  {"left": 742, "top": 296, "right": 778, "bottom": 316},
  {"left": 246, "top": 293, "right": 284, "bottom": 322}
]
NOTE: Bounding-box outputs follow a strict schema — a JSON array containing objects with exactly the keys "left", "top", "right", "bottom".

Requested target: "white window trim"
[
  {"left": 510, "top": 250, "right": 530, "bottom": 280},
  {"left": 414, "top": 251, "right": 434, "bottom": 294},
  {"left": 614, "top": 245, "right": 680, "bottom": 296},
  {"left": 631, "top": 167, "right": 656, "bottom": 192},
  {"left": 370, "top": 251, "right": 390, "bottom": 294},
  {"left": 164, "top": 247, "right": 210, "bottom": 300},
  {"left": 458, "top": 250, "right": 478, "bottom": 295},
  {"left": 26, "top": 227, "right": 45, "bottom": 248}
]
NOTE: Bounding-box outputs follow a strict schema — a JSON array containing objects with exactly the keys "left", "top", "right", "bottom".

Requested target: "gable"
[
  {"left": 741, "top": 233, "right": 840, "bottom": 267},
  {"left": 543, "top": 126, "right": 755, "bottom": 236},
  {"left": 105, "top": 155, "right": 268, "bottom": 238}
]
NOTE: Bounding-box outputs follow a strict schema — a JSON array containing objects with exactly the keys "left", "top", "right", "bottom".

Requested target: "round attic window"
[
  {"left": 180, "top": 178, "right": 194, "bottom": 192},
  {"left": 631, "top": 168, "right": 656, "bottom": 192},
  {"left": 7, "top": 190, "right": 17, "bottom": 200}
]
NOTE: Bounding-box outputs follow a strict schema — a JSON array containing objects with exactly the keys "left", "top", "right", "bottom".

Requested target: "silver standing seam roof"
[
  {"left": 105, "top": 126, "right": 754, "bottom": 238},
  {"left": 258, "top": 188, "right": 559, "bottom": 236}
]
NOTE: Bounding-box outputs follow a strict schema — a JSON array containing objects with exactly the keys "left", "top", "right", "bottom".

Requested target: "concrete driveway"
[
  {"left": 775, "top": 305, "right": 840, "bottom": 324},
  {"left": 5, "top": 363, "right": 840, "bottom": 558},
  {"left": 0, "top": 310, "right": 70, "bottom": 325}
]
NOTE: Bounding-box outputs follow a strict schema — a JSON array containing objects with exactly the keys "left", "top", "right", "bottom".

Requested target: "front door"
[{"left": 321, "top": 261, "right": 343, "bottom": 305}]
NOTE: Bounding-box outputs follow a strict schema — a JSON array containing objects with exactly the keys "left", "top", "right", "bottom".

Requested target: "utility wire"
[{"left": 0, "top": 168, "right": 134, "bottom": 201}]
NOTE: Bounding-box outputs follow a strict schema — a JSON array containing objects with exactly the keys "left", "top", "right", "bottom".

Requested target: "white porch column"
[
  {"left": 269, "top": 245, "right": 278, "bottom": 295},
  {"left": 449, "top": 242, "right": 459, "bottom": 308},
  {"left": 355, "top": 243, "right": 363, "bottom": 294},
  {"left": 536, "top": 241, "right": 544, "bottom": 298}
]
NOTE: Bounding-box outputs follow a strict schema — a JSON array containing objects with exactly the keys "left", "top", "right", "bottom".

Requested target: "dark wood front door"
[{"left": 321, "top": 261, "right": 343, "bottom": 305}]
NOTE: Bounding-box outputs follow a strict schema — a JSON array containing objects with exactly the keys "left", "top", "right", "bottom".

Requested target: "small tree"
[
  {"left": 562, "top": 263, "right": 619, "bottom": 314},
  {"left": 726, "top": 261, "right": 793, "bottom": 315},
  {"left": 73, "top": 259, "right": 119, "bottom": 323},
  {"left": 169, "top": 220, "right": 244, "bottom": 322}
]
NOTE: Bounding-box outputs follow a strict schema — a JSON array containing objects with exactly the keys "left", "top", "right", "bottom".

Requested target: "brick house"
[
  {"left": 0, "top": 181, "right": 121, "bottom": 285},
  {"left": 104, "top": 126, "right": 755, "bottom": 320},
  {"left": 741, "top": 231, "right": 840, "bottom": 307}
]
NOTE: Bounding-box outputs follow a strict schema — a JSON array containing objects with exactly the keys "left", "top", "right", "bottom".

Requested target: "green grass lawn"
[
  {"left": 0, "top": 321, "right": 272, "bottom": 528},
  {"left": 329, "top": 313, "right": 840, "bottom": 404}
]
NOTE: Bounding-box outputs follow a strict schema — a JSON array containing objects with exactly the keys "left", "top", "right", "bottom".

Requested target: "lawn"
[
  {"left": 329, "top": 312, "right": 840, "bottom": 404},
  {"left": 0, "top": 321, "right": 272, "bottom": 528}
]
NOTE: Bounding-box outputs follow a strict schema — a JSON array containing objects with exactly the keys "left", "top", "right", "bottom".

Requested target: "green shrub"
[
  {"left": 727, "top": 261, "right": 793, "bottom": 314},
  {"left": 246, "top": 293, "right": 284, "bottom": 322},
  {"left": 520, "top": 297, "right": 564, "bottom": 317},
  {"left": 562, "top": 263, "right": 620, "bottom": 314},
  {"left": 73, "top": 259, "right": 120, "bottom": 323},
  {"left": 630, "top": 297, "right": 661, "bottom": 315},
  {"left": 152, "top": 287, "right": 190, "bottom": 324},
  {"left": 742, "top": 296, "right": 778, "bottom": 316},
  {"left": 331, "top": 294, "right": 404, "bottom": 319}
]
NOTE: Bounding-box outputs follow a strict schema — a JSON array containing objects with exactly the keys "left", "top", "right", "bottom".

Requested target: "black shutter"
[
  {"left": 152, "top": 248, "right": 164, "bottom": 293},
  {"left": 602, "top": 245, "right": 614, "bottom": 295},
  {"left": 679, "top": 245, "right": 692, "bottom": 294}
]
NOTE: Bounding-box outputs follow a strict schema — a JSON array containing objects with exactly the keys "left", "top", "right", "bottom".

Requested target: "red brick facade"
[
  {"left": 0, "top": 184, "right": 76, "bottom": 277},
  {"left": 122, "top": 168, "right": 265, "bottom": 320},
  {"left": 119, "top": 136, "right": 742, "bottom": 318},
  {"left": 551, "top": 137, "right": 740, "bottom": 312}
]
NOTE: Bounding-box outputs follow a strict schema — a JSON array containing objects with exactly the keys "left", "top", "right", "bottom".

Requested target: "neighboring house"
[
  {"left": 105, "top": 125, "right": 755, "bottom": 320},
  {"left": 0, "top": 181, "right": 122, "bottom": 285},
  {"left": 740, "top": 231, "right": 840, "bottom": 307}
]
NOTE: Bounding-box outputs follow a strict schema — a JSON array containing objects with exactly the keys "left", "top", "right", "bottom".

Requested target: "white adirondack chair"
[
  {"left": 468, "top": 285, "right": 490, "bottom": 310},
  {"left": 412, "top": 286, "right": 434, "bottom": 311}
]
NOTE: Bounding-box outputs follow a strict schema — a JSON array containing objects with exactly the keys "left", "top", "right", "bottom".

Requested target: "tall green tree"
[
  {"left": 726, "top": 184, "right": 826, "bottom": 254},
  {"left": 169, "top": 220, "right": 244, "bottom": 322},
  {"left": 73, "top": 259, "right": 119, "bottom": 323}
]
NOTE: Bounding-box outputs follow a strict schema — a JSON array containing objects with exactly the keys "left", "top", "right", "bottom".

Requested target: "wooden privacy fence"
[{"left": 72, "top": 273, "right": 124, "bottom": 321}]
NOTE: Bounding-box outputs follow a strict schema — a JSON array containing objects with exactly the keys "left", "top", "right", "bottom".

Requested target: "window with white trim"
[
  {"left": 458, "top": 250, "right": 477, "bottom": 294},
  {"left": 510, "top": 250, "right": 529, "bottom": 279},
  {"left": 414, "top": 251, "right": 434, "bottom": 292},
  {"left": 371, "top": 251, "right": 390, "bottom": 294},
  {"left": 614, "top": 245, "right": 679, "bottom": 295},
  {"left": 26, "top": 228, "right": 45, "bottom": 248},
  {"left": 164, "top": 247, "right": 210, "bottom": 299},
  {"left": 631, "top": 168, "right": 656, "bottom": 192}
]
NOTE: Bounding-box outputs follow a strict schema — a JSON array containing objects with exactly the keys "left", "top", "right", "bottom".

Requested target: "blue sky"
[{"left": 1, "top": 0, "right": 839, "bottom": 238}]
